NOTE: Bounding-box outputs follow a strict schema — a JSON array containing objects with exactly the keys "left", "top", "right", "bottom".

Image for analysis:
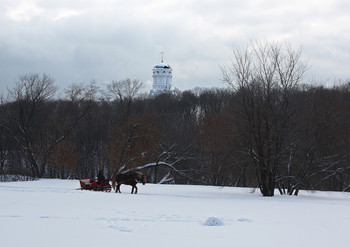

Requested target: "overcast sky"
[{"left": 1, "top": 0, "right": 350, "bottom": 95}]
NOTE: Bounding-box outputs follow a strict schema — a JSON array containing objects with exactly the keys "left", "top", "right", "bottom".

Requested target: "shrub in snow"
[
  {"left": 204, "top": 217, "right": 224, "bottom": 226},
  {"left": 0, "top": 175, "right": 36, "bottom": 182}
]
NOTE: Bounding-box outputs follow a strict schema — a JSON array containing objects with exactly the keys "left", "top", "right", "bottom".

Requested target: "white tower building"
[{"left": 150, "top": 52, "right": 173, "bottom": 96}]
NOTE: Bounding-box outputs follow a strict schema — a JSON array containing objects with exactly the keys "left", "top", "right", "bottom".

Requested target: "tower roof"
[{"left": 154, "top": 62, "right": 171, "bottom": 69}]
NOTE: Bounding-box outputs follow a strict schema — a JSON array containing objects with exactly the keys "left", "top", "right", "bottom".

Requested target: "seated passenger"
[{"left": 97, "top": 170, "right": 105, "bottom": 184}]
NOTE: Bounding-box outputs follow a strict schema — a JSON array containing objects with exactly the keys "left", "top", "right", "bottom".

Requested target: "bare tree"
[
  {"left": 65, "top": 81, "right": 99, "bottom": 102},
  {"left": 106, "top": 115, "right": 159, "bottom": 181},
  {"left": 1, "top": 75, "right": 98, "bottom": 178},
  {"left": 0, "top": 74, "right": 57, "bottom": 177},
  {"left": 0, "top": 96, "right": 8, "bottom": 174},
  {"left": 117, "top": 143, "right": 203, "bottom": 184},
  {"left": 106, "top": 79, "right": 143, "bottom": 121},
  {"left": 222, "top": 41, "right": 308, "bottom": 196},
  {"left": 282, "top": 86, "right": 350, "bottom": 194},
  {"left": 107, "top": 79, "right": 143, "bottom": 101}
]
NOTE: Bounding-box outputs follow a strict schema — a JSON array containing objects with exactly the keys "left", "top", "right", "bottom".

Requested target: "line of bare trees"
[{"left": 1, "top": 42, "right": 350, "bottom": 196}]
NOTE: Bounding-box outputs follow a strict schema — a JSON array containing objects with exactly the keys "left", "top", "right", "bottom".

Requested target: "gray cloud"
[{"left": 1, "top": 0, "right": 350, "bottom": 95}]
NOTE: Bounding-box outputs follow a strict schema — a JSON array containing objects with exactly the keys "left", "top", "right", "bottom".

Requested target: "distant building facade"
[{"left": 150, "top": 54, "right": 173, "bottom": 96}]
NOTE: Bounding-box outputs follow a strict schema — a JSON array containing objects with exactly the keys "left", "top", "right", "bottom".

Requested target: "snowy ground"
[{"left": 1, "top": 179, "right": 350, "bottom": 247}]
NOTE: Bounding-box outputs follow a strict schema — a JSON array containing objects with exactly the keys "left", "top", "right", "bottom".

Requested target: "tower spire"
[{"left": 160, "top": 51, "right": 164, "bottom": 63}]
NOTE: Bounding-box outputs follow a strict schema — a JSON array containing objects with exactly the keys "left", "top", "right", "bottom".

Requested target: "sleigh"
[{"left": 79, "top": 178, "right": 112, "bottom": 192}]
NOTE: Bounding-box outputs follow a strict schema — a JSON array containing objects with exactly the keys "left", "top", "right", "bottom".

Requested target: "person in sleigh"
[{"left": 97, "top": 170, "right": 106, "bottom": 184}]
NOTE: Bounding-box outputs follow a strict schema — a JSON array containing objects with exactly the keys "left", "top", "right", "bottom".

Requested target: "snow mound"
[{"left": 204, "top": 217, "right": 224, "bottom": 226}]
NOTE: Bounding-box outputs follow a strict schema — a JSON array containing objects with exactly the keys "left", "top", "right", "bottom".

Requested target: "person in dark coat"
[{"left": 97, "top": 170, "right": 105, "bottom": 184}]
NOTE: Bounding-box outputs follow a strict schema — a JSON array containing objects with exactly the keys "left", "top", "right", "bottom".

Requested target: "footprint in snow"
[
  {"left": 108, "top": 224, "right": 133, "bottom": 232},
  {"left": 237, "top": 218, "right": 252, "bottom": 223}
]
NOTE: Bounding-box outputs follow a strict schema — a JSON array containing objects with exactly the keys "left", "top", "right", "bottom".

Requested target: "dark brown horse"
[{"left": 111, "top": 171, "right": 146, "bottom": 194}]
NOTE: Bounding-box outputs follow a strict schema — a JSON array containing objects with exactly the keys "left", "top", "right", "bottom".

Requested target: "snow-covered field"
[{"left": 1, "top": 179, "right": 350, "bottom": 247}]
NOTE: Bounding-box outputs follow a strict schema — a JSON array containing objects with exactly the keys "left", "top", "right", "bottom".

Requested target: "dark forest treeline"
[
  {"left": 1, "top": 74, "right": 350, "bottom": 195},
  {"left": 1, "top": 43, "right": 350, "bottom": 196}
]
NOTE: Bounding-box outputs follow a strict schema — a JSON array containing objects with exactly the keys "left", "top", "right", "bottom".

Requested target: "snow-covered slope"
[{"left": 1, "top": 179, "right": 349, "bottom": 247}]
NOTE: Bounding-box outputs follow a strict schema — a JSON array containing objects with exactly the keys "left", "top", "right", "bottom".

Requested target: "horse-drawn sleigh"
[
  {"left": 78, "top": 178, "right": 112, "bottom": 192},
  {"left": 78, "top": 171, "right": 146, "bottom": 194}
]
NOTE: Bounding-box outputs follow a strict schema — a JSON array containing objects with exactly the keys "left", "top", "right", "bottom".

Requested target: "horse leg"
[
  {"left": 116, "top": 183, "right": 121, "bottom": 193},
  {"left": 134, "top": 185, "right": 138, "bottom": 194},
  {"left": 131, "top": 185, "right": 134, "bottom": 194}
]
